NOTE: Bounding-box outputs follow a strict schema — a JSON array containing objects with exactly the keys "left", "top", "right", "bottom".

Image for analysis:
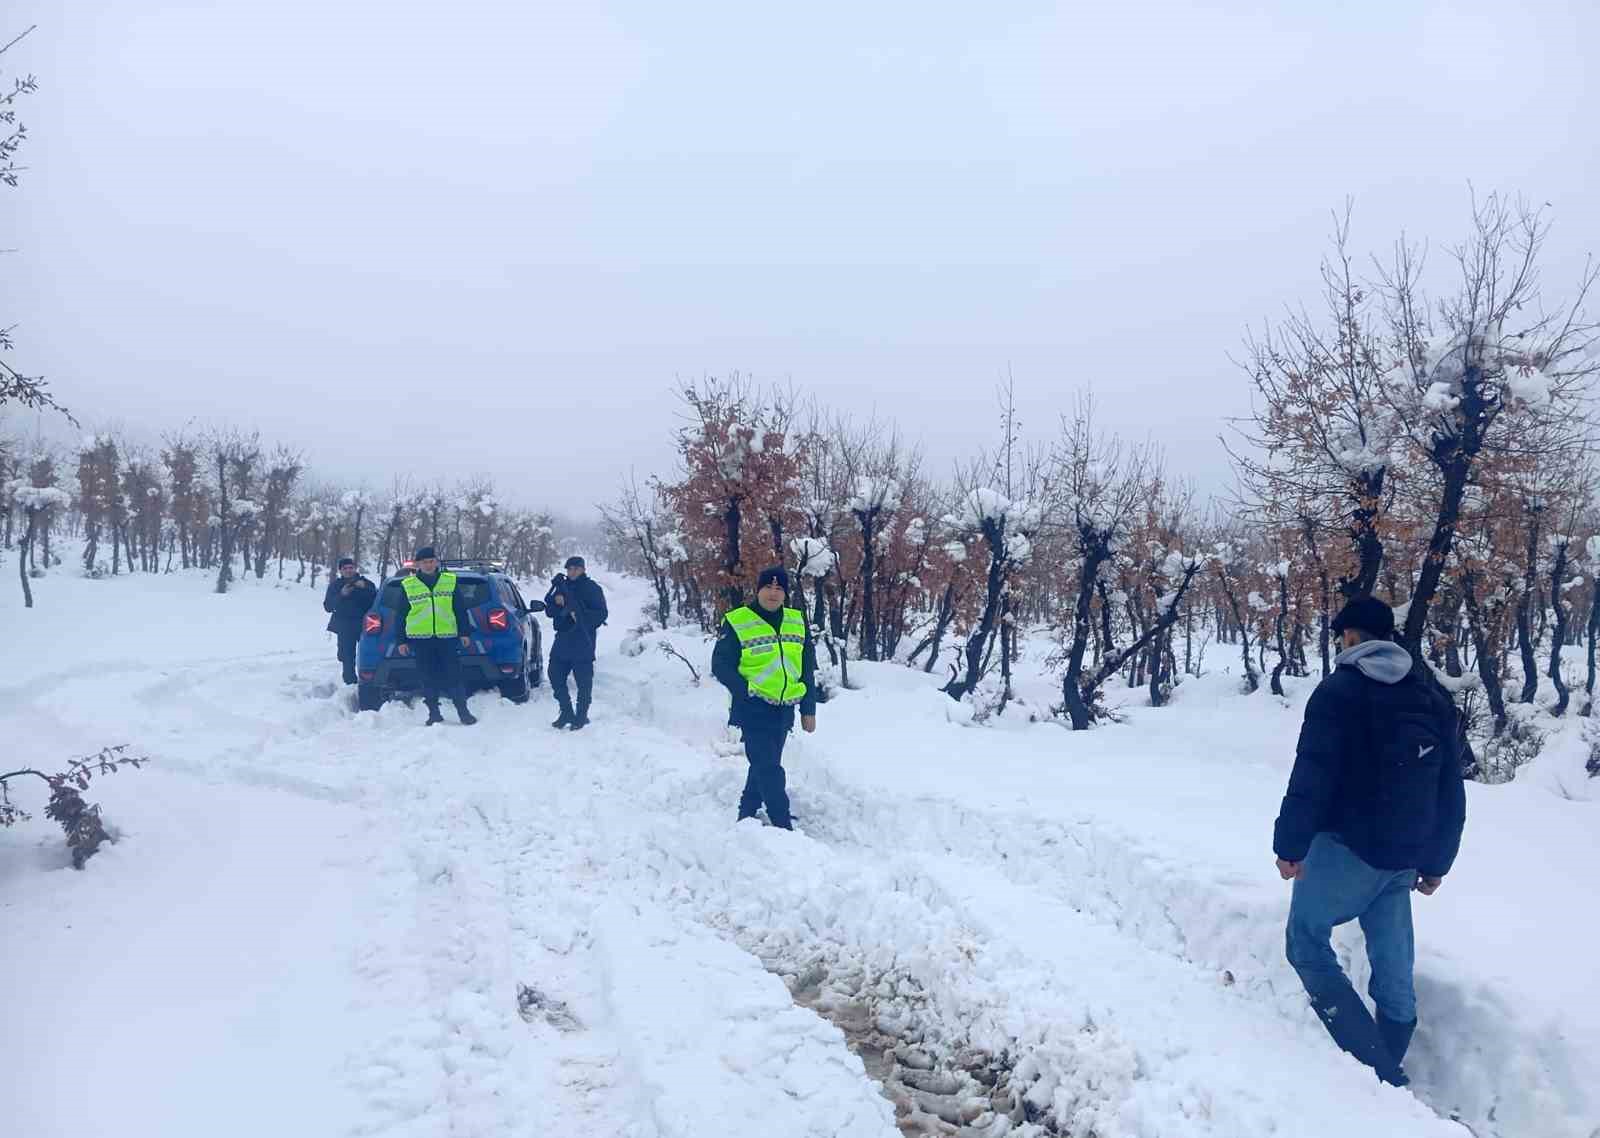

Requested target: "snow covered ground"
[{"left": 4, "top": 567, "right": 1595, "bottom": 1137}]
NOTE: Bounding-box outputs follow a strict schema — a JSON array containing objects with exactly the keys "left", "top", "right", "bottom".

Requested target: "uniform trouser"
[
  {"left": 335, "top": 627, "right": 360, "bottom": 685},
  {"left": 412, "top": 639, "right": 466, "bottom": 709},
  {"left": 550, "top": 656, "right": 594, "bottom": 715},
  {"left": 738, "top": 724, "right": 792, "bottom": 829},
  {"left": 1286, "top": 832, "right": 1417, "bottom": 1079}
]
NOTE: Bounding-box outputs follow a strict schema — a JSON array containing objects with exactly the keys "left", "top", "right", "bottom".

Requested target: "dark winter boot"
[
  {"left": 455, "top": 701, "right": 477, "bottom": 726},
  {"left": 551, "top": 706, "right": 575, "bottom": 729},
  {"left": 425, "top": 703, "right": 445, "bottom": 726},
  {"left": 569, "top": 701, "right": 591, "bottom": 731},
  {"left": 1377, "top": 1015, "right": 1417, "bottom": 1083},
  {"left": 1305, "top": 982, "right": 1406, "bottom": 1086}
]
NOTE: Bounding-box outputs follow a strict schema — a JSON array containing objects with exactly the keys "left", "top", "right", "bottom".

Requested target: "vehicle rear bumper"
[{"left": 361, "top": 654, "right": 519, "bottom": 690}]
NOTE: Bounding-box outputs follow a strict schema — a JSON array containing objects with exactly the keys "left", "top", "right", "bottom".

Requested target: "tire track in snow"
[
  {"left": 82, "top": 627, "right": 1469, "bottom": 1138},
  {"left": 788, "top": 753, "right": 1580, "bottom": 1138}
]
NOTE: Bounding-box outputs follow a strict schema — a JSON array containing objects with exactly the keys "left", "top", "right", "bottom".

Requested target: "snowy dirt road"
[{"left": 5, "top": 570, "right": 1588, "bottom": 1137}]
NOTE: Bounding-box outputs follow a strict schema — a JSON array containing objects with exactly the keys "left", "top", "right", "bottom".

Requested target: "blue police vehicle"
[{"left": 356, "top": 558, "right": 543, "bottom": 711}]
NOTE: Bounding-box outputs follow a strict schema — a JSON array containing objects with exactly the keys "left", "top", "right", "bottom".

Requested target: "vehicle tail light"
[
  {"left": 486, "top": 607, "right": 509, "bottom": 631},
  {"left": 363, "top": 613, "right": 382, "bottom": 634},
  {"left": 359, "top": 670, "right": 375, "bottom": 681},
  {"left": 499, "top": 664, "right": 517, "bottom": 674}
]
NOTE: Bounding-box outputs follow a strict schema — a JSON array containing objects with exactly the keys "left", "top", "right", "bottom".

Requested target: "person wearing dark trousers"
[
  {"left": 390, "top": 546, "right": 477, "bottom": 726},
  {"left": 323, "top": 556, "right": 375, "bottom": 685},
  {"left": 1273, "top": 595, "right": 1466, "bottom": 1087},
  {"left": 544, "top": 556, "right": 608, "bottom": 730},
  {"left": 711, "top": 566, "right": 818, "bottom": 830}
]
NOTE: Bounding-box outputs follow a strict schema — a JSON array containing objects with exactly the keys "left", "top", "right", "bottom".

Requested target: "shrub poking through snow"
[{"left": 0, "top": 744, "right": 146, "bottom": 868}]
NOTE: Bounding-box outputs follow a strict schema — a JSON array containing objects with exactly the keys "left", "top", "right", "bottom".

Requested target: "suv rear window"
[{"left": 380, "top": 574, "right": 491, "bottom": 612}]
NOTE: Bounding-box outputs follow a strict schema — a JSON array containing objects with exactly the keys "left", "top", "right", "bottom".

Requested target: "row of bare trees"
[
  {"left": 603, "top": 195, "right": 1598, "bottom": 771},
  {"left": 2, "top": 425, "right": 568, "bottom": 604}
]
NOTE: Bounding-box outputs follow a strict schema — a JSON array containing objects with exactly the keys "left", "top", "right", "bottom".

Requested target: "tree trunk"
[
  {"left": 1548, "top": 544, "right": 1571, "bottom": 716},
  {"left": 945, "top": 519, "right": 1006, "bottom": 701},
  {"left": 1584, "top": 595, "right": 1599, "bottom": 717},
  {"left": 1075, "top": 564, "right": 1200, "bottom": 725},
  {"left": 18, "top": 509, "right": 37, "bottom": 609},
  {"left": 1270, "top": 574, "right": 1290, "bottom": 697},
  {"left": 1216, "top": 568, "right": 1259, "bottom": 694},
  {"left": 1340, "top": 469, "right": 1386, "bottom": 598},
  {"left": 214, "top": 454, "right": 233, "bottom": 595},
  {"left": 1516, "top": 507, "right": 1544, "bottom": 703},
  {"left": 722, "top": 496, "right": 743, "bottom": 610},
  {"left": 1461, "top": 573, "right": 1508, "bottom": 735},
  {"left": 858, "top": 512, "right": 878, "bottom": 662}
]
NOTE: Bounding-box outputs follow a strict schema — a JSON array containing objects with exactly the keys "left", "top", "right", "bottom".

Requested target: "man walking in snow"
[
  {"left": 544, "top": 556, "right": 608, "bottom": 730},
  {"left": 391, "top": 546, "right": 477, "bottom": 726},
  {"left": 323, "top": 556, "right": 375, "bottom": 685},
  {"left": 1273, "top": 595, "right": 1466, "bottom": 1087},
  {"left": 712, "top": 566, "right": 817, "bottom": 830}
]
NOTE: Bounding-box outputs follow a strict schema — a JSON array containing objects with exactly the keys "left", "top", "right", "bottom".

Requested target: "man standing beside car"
[
  {"left": 323, "top": 556, "right": 375, "bottom": 686},
  {"left": 544, "top": 556, "right": 608, "bottom": 730},
  {"left": 390, "top": 546, "right": 477, "bottom": 726}
]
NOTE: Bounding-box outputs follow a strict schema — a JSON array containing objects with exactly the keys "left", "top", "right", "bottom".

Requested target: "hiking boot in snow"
[
  {"left": 456, "top": 705, "right": 478, "bottom": 726},
  {"left": 425, "top": 705, "right": 445, "bottom": 726},
  {"left": 551, "top": 707, "right": 575, "bottom": 729},
  {"left": 1377, "top": 1015, "right": 1416, "bottom": 1084},
  {"left": 568, "top": 713, "right": 590, "bottom": 731},
  {"left": 1306, "top": 982, "right": 1406, "bottom": 1086}
]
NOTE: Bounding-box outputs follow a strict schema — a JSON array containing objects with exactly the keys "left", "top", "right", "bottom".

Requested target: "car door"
[{"left": 504, "top": 581, "right": 533, "bottom": 662}]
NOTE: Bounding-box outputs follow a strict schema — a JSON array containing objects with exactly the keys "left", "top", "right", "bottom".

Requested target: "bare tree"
[
  {"left": 599, "top": 473, "right": 680, "bottom": 627},
  {"left": 1380, "top": 194, "right": 1599, "bottom": 655},
  {"left": 208, "top": 428, "right": 261, "bottom": 594},
  {"left": 1227, "top": 203, "right": 1395, "bottom": 598},
  {"left": 0, "top": 27, "right": 69, "bottom": 424}
]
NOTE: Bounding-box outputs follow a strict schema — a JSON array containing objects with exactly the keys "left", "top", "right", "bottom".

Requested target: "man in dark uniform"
[
  {"left": 544, "top": 556, "right": 608, "bottom": 730},
  {"left": 390, "top": 546, "right": 477, "bottom": 726},
  {"left": 323, "top": 556, "right": 375, "bottom": 685},
  {"left": 712, "top": 566, "right": 818, "bottom": 830}
]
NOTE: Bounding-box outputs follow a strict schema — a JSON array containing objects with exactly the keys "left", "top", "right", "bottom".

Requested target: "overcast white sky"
[{"left": 9, "top": 1, "right": 1598, "bottom": 511}]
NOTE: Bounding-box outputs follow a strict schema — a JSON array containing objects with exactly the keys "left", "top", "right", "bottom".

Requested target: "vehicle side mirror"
[{"left": 528, "top": 600, "right": 546, "bottom": 613}]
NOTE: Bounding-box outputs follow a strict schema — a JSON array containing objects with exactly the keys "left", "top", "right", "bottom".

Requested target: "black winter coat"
[
  {"left": 544, "top": 574, "right": 608, "bottom": 661},
  {"left": 1274, "top": 647, "right": 1467, "bottom": 878},
  {"left": 323, "top": 574, "right": 376, "bottom": 632},
  {"left": 712, "top": 605, "right": 819, "bottom": 732}
]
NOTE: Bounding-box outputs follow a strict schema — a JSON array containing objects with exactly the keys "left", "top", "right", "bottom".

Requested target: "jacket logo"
[{"left": 1418, "top": 745, "right": 1435, "bottom": 758}]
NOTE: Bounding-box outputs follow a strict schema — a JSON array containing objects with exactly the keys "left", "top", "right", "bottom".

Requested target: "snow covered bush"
[{"left": 0, "top": 745, "right": 145, "bottom": 868}]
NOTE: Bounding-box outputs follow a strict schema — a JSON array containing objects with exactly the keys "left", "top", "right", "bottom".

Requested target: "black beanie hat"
[
  {"left": 756, "top": 566, "right": 790, "bottom": 593},
  {"left": 413, "top": 546, "right": 437, "bottom": 561},
  {"left": 565, "top": 555, "right": 586, "bottom": 569},
  {"left": 1332, "top": 595, "right": 1395, "bottom": 640},
  {"left": 337, "top": 556, "right": 356, "bottom": 569}
]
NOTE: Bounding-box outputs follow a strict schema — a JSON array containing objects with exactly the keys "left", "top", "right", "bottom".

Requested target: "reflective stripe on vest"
[
  {"left": 402, "top": 572, "right": 459, "bottom": 638},
  {"left": 725, "top": 605, "right": 807, "bottom": 707}
]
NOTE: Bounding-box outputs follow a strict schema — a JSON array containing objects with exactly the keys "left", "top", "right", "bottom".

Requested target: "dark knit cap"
[
  {"left": 337, "top": 556, "right": 356, "bottom": 568},
  {"left": 413, "top": 546, "right": 437, "bottom": 561},
  {"left": 756, "top": 566, "right": 790, "bottom": 592},
  {"left": 1332, "top": 595, "right": 1395, "bottom": 640},
  {"left": 565, "top": 555, "right": 586, "bottom": 569}
]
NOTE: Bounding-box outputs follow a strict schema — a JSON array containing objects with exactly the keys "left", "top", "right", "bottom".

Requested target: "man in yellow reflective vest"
[
  {"left": 390, "top": 546, "right": 477, "bottom": 726},
  {"left": 711, "top": 566, "right": 818, "bottom": 830}
]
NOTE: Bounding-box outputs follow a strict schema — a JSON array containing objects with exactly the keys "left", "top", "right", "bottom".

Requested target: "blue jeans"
[{"left": 1286, "top": 832, "right": 1417, "bottom": 1024}]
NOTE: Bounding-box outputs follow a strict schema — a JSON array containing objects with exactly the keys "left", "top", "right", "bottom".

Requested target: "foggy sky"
[{"left": 10, "top": 1, "right": 1598, "bottom": 513}]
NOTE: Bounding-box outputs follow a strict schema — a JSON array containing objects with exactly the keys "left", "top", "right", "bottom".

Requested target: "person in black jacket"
[
  {"left": 389, "top": 547, "right": 476, "bottom": 726},
  {"left": 711, "top": 566, "right": 818, "bottom": 830},
  {"left": 544, "top": 556, "right": 608, "bottom": 730},
  {"left": 1273, "top": 594, "right": 1467, "bottom": 1087},
  {"left": 323, "top": 557, "right": 375, "bottom": 685}
]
